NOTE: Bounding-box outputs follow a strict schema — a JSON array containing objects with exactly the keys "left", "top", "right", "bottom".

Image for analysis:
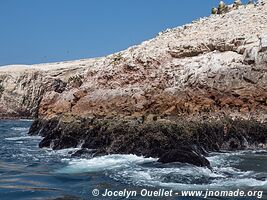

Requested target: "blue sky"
[{"left": 0, "top": 0, "right": 235, "bottom": 66}]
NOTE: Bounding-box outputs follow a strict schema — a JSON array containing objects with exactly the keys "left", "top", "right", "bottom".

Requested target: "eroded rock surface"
[
  {"left": 0, "top": 62, "right": 87, "bottom": 118},
  {"left": 35, "top": 4, "right": 267, "bottom": 122}
]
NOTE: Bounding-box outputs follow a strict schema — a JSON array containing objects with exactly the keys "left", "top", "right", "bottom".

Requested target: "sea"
[{"left": 0, "top": 120, "right": 266, "bottom": 200}]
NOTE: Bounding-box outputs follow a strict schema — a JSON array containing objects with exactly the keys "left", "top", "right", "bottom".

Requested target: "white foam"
[
  {"left": 207, "top": 152, "right": 243, "bottom": 167},
  {"left": 11, "top": 127, "right": 30, "bottom": 131},
  {"left": 109, "top": 165, "right": 224, "bottom": 188},
  {"left": 4, "top": 136, "right": 42, "bottom": 141},
  {"left": 55, "top": 151, "right": 267, "bottom": 190},
  {"left": 210, "top": 178, "right": 267, "bottom": 188},
  {"left": 58, "top": 154, "right": 157, "bottom": 174},
  {"left": 19, "top": 119, "right": 34, "bottom": 122},
  {"left": 153, "top": 178, "right": 267, "bottom": 190},
  {"left": 110, "top": 151, "right": 266, "bottom": 190},
  {"left": 45, "top": 148, "right": 81, "bottom": 157},
  {"left": 113, "top": 167, "right": 267, "bottom": 190},
  {"left": 249, "top": 150, "right": 267, "bottom": 154}
]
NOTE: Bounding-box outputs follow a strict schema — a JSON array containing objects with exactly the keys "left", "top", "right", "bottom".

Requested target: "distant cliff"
[{"left": 1, "top": 1, "right": 267, "bottom": 166}]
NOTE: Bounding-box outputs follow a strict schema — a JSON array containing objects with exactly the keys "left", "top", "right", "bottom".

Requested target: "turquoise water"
[{"left": 0, "top": 120, "right": 266, "bottom": 200}]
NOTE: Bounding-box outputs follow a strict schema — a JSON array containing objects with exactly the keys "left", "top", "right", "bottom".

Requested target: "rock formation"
[
  {"left": 0, "top": 62, "right": 87, "bottom": 118},
  {"left": 1, "top": 2, "right": 267, "bottom": 167}
]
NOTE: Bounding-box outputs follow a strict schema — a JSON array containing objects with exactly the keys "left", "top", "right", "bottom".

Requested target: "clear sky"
[{"left": 0, "top": 0, "right": 235, "bottom": 66}]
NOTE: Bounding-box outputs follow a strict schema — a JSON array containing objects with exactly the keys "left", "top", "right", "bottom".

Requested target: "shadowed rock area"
[
  {"left": 1, "top": 2, "right": 267, "bottom": 167},
  {"left": 28, "top": 116, "right": 267, "bottom": 168}
]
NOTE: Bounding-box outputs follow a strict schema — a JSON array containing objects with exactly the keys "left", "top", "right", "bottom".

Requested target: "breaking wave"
[
  {"left": 5, "top": 136, "right": 43, "bottom": 141},
  {"left": 58, "top": 154, "right": 157, "bottom": 173},
  {"left": 10, "top": 127, "right": 30, "bottom": 131},
  {"left": 57, "top": 151, "right": 267, "bottom": 191}
]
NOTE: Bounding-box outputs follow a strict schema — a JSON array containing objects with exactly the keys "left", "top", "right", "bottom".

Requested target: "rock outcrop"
[
  {"left": 1, "top": 2, "right": 267, "bottom": 167},
  {"left": 36, "top": 4, "right": 267, "bottom": 122},
  {"left": 0, "top": 62, "right": 87, "bottom": 118}
]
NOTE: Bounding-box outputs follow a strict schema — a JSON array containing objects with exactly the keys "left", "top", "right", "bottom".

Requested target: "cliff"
[
  {"left": 0, "top": 62, "right": 87, "bottom": 118},
  {"left": 1, "top": 2, "right": 267, "bottom": 167},
  {"left": 1, "top": 3, "right": 267, "bottom": 121}
]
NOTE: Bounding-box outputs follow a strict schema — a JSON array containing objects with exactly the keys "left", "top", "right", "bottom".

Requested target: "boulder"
[{"left": 158, "top": 148, "right": 211, "bottom": 169}]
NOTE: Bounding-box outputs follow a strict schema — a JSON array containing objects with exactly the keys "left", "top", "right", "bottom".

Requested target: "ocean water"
[{"left": 0, "top": 120, "right": 266, "bottom": 200}]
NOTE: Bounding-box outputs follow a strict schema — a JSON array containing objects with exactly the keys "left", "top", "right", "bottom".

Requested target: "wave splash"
[
  {"left": 57, "top": 151, "right": 267, "bottom": 190},
  {"left": 58, "top": 154, "right": 157, "bottom": 173},
  {"left": 5, "top": 136, "right": 43, "bottom": 141}
]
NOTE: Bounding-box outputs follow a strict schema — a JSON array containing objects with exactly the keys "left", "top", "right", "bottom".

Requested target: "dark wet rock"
[
  {"left": 29, "top": 118, "right": 59, "bottom": 137},
  {"left": 28, "top": 117, "right": 267, "bottom": 168},
  {"left": 52, "top": 136, "right": 78, "bottom": 150},
  {"left": 71, "top": 148, "right": 97, "bottom": 158},
  {"left": 39, "top": 136, "right": 54, "bottom": 148},
  {"left": 158, "top": 148, "right": 211, "bottom": 169},
  {"left": 28, "top": 119, "right": 43, "bottom": 136},
  {"left": 221, "top": 119, "right": 267, "bottom": 150}
]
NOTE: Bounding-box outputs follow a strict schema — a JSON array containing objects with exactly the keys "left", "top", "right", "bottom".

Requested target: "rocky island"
[{"left": 1, "top": 1, "right": 267, "bottom": 168}]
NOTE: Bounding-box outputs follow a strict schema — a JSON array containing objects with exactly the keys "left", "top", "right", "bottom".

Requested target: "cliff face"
[
  {"left": 0, "top": 68, "right": 44, "bottom": 118},
  {"left": 0, "top": 62, "right": 87, "bottom": 118},
  {"left": 37, "top": 4, "right": 266, "bottom": 122},
  {"left": 1, "top": 2, "right": 267, "bottom": 165},
  {"left": 1, "top": 4, "right": 267, "bottom": 121}
]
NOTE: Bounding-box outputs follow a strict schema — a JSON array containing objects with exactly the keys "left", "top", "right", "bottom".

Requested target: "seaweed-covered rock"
[{"left": 29, "top": 117, "right": 267, "bottom": 168}]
